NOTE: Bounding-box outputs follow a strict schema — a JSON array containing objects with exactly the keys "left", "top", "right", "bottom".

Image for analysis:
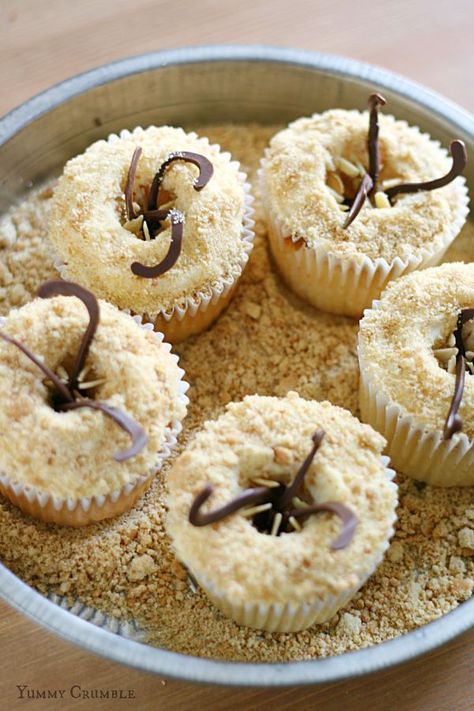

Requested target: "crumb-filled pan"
[{"left": 0, "top": 46, "right": 473, "bottom": 687}]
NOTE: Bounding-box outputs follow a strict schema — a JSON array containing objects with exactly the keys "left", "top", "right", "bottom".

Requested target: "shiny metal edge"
[
  {"left": 2, "top": 560, "right": 473, "bottom": 686},
  {"left": 0, "top": 45, "right": 473, "bottom": 687},
  {"left": 1, "top": 45, "right": 473, "bottom": 142}
]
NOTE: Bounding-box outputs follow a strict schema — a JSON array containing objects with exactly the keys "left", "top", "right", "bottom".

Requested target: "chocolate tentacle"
[
  {"left": 343, "top": 173, "right": 374, "bottom": 229},
  {"left": 443, "top": 307, "right": 474, "bottom": 439},
  {"left": 285, "top": 501, "right": 357, "bottom": 550},
  {"left": 148, "top": 151, "right": 214, "bottom": 211},
  {"left": 142, "top": 208, "right": 169, "bottom": 239},
  {"left": 142, "top": 208, "right": 171, "bottom": 239},
  {"left": 189, "top": 485, "right": 270, "bottom": 526},
  {"left": 367, "top": 93, "right": 386, "bottom": 194},
  {"left": 279, "top": 429, "right": 325, "bottom": 509},
  {"left": 444, "top": 355, "right": 465, "bottom": 439},
  {"left": 143, "top": 209, "right": 171, "bottom": 224},
  {"left": 131, "top": 209, "right": 185, "bottom": 278},
  {"left": 124, "top": 147, "right": 142, "bottom": 220},
  {"left": 0, "top": 332, "right": 73, "bottom": 404},
  {"left": 386, "top": 140, "right": 467, "bottom": 201},
  {"left": 38, "top": 281, "right": 100, "bottom": 390},
  {"left": 59, "top": 399, "right": 148, "bottom": 462}
]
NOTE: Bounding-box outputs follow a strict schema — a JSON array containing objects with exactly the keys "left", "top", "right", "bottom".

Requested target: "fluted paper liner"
[
  {"left": 359, "top": 301, "right": 474, "bottom": 486},
  {"left": 54, "top": 128, "right": 256, "bottom": 343},
  {"left": 259, "top": 140, "right": 469, "bottom": 319},
  {"left": 183, "top": 459, "right": 397, "bottom": 633},
  {"left": 0, "top": 315, "right": 189, "bottom": 525}
]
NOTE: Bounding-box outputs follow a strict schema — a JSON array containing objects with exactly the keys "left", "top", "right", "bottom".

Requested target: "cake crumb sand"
[{"left": 0, "top": 124, "right": 473, "bottom": 662}]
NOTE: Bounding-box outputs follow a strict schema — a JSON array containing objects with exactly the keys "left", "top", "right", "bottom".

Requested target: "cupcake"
[
  {"left": 167, "top": 392, "right": 397, "bottom": 632},
  {"left": 359, "top": 262, "right": 474, "bottom": 486},
  {"left": 0, "top": 280, "right": 188, "bottom": 526},
  {"left": 259, "top": 93, "right": 469, "bottom": 318},
  {"left": 48, "top": 126, "right": 255, "bottom": 343}
]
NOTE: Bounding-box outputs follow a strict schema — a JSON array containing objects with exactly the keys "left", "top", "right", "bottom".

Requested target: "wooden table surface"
[{"left": 0, "top": 1, "right": 473, "bottom": 709}]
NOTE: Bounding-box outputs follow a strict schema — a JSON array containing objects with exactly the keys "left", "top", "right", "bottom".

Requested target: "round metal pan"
[{"left": 0, "top": 45, "right": 472, "bottom": 687}]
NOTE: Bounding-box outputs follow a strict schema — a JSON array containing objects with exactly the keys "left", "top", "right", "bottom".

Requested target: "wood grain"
[
  {"left": 0, "top": 1, "right": 473, "bottom": 709},
  {"left": 0, "top": 0, "right": 473, "bottom": 116}
]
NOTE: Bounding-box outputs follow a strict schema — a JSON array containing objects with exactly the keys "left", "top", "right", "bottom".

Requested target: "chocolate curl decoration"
[
  {"left": 37, "top": 280, "right": 100, "bottom": 390},
  {"left": 343, "top": 173, "right": 374, "bottom": 229},
  {"left": 189, "top": 485, "right": 269, "bottom": 526},
  {"left": 444, "top": 307, "right": 474, "bottom": 439},
  {"left": 386, "top": 140, "right": 467, "bottom": 202},
  {"left": 124, "top": 147, "right": 143, "bottom": 220},
  {"left": 367, "top": 93, "right": 386, "bottom": 193},
  {"left": 147, "top": 151, "right": 214, "bottom": 211},
  {"left": 285, "top": 502, "right": 357, "bottom": 550},
  {"left": 188, "top": 429, "right": 358, "bottom": 550},
  {"left": 124, "top": 149, "right": 213, "bottom": 277},
  {"left": 0, "top": 332, "right": 73, "bottom": 405},
  {"left": 279, "top": 429, "right": 325, "bottom": 509},
  {"left": 444, "top": 355, "right": 465, "bottom": 439},
  {"left": 131, "top": 209, "right": 185, "bottom": 279},
  {"left": 59, "top": 399, "right": 149, "bottom": 462}
]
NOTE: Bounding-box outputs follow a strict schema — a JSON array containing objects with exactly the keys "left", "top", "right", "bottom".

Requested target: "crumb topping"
[
  {"left": 359, "top": 262, "right": 474, "bottom": 437},
  {"left": 167, "top": 392, "right": 396, "bottom": 605},
  {"left": 48, "top": 126, "right": 249, "bottom": 315},
  {"left": 0, "top": 296, "right": 186, "bottom": 497},
  {"left": 261, "top": 111, "right": 467, "bottom": 263}
]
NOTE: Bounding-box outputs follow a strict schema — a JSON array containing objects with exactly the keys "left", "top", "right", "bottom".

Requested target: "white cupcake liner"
[
  {"left": 0, "top": 314, "right": 189, "bottom": 524},
  {"left": 185, "top": 459, "right": 397, "bottom": 633},
  {"left": 358, "top": 301, "right": 474, "bottom": 486},
  {"left": 258, "top": 135, "right": 469, "bottom": 319},
  {"left": 54, "top": 128, "right": 255, "bottom": 329}
]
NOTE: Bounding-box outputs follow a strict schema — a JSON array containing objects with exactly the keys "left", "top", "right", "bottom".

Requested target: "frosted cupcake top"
[
  {"left": 0, "top": 284, "right": 187, "bottom": 499},
  {"left": 49, "top": 126, "right": 251, "bottom": 317},
  {"left": 358, "top": 262, "right": 474, "bottom": 439},
  {"left": 261, "top": 104, "right": 468, "bottom": 263},
  {"left": 167, "top": 392, "right": 397, "bottom": 606}
]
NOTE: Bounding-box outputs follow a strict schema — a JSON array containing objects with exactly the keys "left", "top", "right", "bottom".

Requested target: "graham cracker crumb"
[
  {"left": 243, "top": 301, "right": 262, "bottom": 320},
  {"left": 449, "top": 556, "right": 466, "bottom": 574},
  {"left": 387, "top": 541, "right": 404, "bottom": 562},
  {"left": 128, "top": 554, "right": 158, "bottom": 582},
  {"left": 273, "top": 446, "right": 293, "bottom": 465},
  {"left": 458, "top": 527, "right": 474, "bottom": 550},
  {"left": 0, "top": 124, "right": 473, "bottom": 662},
  {"left": 338, "top": 612, "right": 362, "bottom": 636}
]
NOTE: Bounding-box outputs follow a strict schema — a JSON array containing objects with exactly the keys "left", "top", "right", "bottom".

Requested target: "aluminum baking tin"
[{"left": 0, "top": 45, "right": 473, "bottom": 687}]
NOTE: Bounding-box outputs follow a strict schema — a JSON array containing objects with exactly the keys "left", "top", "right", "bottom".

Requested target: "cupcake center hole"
[
  {"left": 326, "top": 153, "right": 403, "bottom": 212},
  {"left": 248, "top": 481, "right": 313, "bottom": 536},
  {"left": 45, "top": 358, "right": 105, "bottom": 411},
  {"left": 123, "top": 185, "right": 178, "bottom": 241}
]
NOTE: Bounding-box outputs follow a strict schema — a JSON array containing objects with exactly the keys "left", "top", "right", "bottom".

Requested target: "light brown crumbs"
[
  {"left": 338, "top": 612, "right": 362, "bottom": 636},
  {"left": 458, "top": 527, "right": 474, "bottom": 551},
  {"left": 0, "top": 183, "right": 58, "bottom": 310},
  {"left": 0, "top": 124, "right": 473, "bottom": 662},
  {"left": 128, "top": 554, "right": 158, "bottom": 582}
]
